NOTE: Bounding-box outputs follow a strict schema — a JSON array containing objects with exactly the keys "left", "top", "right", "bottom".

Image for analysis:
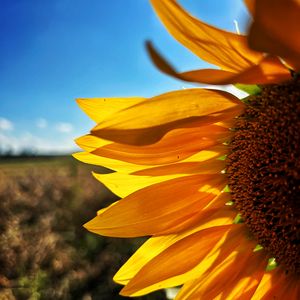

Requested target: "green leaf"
[{"left": 235, "top": 84, "right": 261, "bottom": 95}]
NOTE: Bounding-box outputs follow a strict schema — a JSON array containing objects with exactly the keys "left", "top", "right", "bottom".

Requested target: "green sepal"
[
  {"left": 266, "top": 257, "right": 278, "bottom": 271},
  {"left": 253, "top": 244, "right": 264, "bottom": 252},
  {"left": 233, "top": 213, "right": 244, "bottom": 224},
  {"left": 235, "top": 84, "right": 262, "bottom": 95},
  {"left": 224, "top": 185, "right": 230, "bottom": 193},
  {"left": 217, "top": 154, "right": 227, "bottom": 161}
]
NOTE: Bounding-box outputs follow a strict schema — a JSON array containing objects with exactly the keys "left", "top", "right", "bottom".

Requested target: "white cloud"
[
  {"left": 36, "top": 118, "right": 48, "bottom": 129},
  {"left": 55, "top": 122, "right": 73, "bottom": 133},
  {"left": 0, "top": 117, "right": 14, "bottom": 131},
  {"left": 0, "top": 131, "right": 79, "bottom": 155}
]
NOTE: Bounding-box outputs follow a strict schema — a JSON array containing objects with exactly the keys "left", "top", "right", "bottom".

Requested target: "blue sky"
[{"left": 0, "top": 0, "right": 249, "bottom": 154}]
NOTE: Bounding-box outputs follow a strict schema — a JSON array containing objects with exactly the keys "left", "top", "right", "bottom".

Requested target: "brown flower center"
[{"left": 227, "top": 79, "right": 300, "bottom": 274}]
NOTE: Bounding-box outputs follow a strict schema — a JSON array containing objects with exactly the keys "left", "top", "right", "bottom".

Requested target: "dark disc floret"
[{"left": 227, "top": 79, "right": 300, "bottom": 274}]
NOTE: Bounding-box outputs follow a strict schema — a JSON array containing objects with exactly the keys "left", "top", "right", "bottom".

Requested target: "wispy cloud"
[
  {"left": 55, "top": 122, "right": 73, "bottom": 133},
  {"left": 0, "top": 117, "right": 14, "bottom": 131},
  {"left": 36, "top": 118, "right": 48, "bottom": 129}
]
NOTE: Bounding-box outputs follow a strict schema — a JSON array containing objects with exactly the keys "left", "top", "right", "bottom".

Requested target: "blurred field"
[{"left": 0, "top": 156, "right": 166, "bottom": 300}]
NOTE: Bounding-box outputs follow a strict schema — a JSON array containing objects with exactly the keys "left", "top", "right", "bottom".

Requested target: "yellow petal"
[
  {"left": 147, "top": 43, "right": 291, "bottom": 85},
  {"left": 73, "top": 145, "right": 226, "bottom": 173},
  {"left": 84, "top": 174, "right": 226, "bottom": 237},
  {"left": 93, "top": 172, "right": 186, "bottom": 198},
  {"left": 179, "top": 252, "right": 266, "bottom": 300},
  {"left": 76, "top": 97, "right": 145, "bottom": 123},
  {"left": 120, "top": 225, "right": 235, "bottom": 296},
  {"left": 133, "top": 158, "right": 225, "bottom": 176},
  {"left": 251, "top": 268, "right": 299, "bottom": 300},
  {"left": 248, "top": 0, "right": 300, "bottom": 70},
  {"left": 75, "top": 134, "right": 111, "bottom": 152},
  {"left": 114, "top": 202, "right": 235, "bottom": 287},
  {"left": 92, "top": 88, "right": 242, "bottom": 145},
  {"left": 73, "top": 151, "right": 146, "bottom": 173},
  {"left": 92, "top": 124, "right": 229, "bottom": 165},
  {"left": 150, "top": 0, "right": 262, "bottom": 71},
  {"left": 114, "top": 235, "right": 176, "bottom": 285}
]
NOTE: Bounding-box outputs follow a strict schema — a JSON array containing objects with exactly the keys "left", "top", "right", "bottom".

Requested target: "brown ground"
[{"left": 0, "top": 156, "right": 166, "bottom": 300}]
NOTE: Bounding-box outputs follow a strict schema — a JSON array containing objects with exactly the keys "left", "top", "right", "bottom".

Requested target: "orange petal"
[
  {"left": 176, "top": 249, "right": 266, "bottom": 300},
  {"left": 147, "top": 43, "right": 291, "bottom": 85},
  {"left": 84, "top": 174, "right": 226, "bottom": 237},
  {"left": 133, "top": 158, "right": 225, "bottom": 176},
  {"left": 114, "top": 201, "right": 234, "bottom": 287},
  {"left": 244, "top": 0, "right": 255, "bottom": 15},
  {"left": 248, "top": 0, "right": 300, "bottom": 70},
  {"left": 150, "top": 0, "right": 262, "bottom": 72},
  {"left": 92, "top": 124, "right": 230, "bottom": 165},
  {"left": 73, "top": 145, "right": 226, "bottom": 173},
  {"left": 91, "top": 88, "right": 243, "bottom": 145},
  {"left": 120, "top": 225, "right": 236, "bottom": 296},
  {"left": 251, "top": 268, "right": 300, "bottom": 300}
]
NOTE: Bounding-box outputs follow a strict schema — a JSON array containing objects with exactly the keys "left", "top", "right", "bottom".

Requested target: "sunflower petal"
[
  {"left": 244, "top": 0, "right": 255, "bottom": 16},
  {"left": 114, "top": 202, "right": 234, "bottom": 286},
  {"left": 84, "top": 174, "right": 226, "bottom": 237},
  {"left": 248, "top": 0, "right": 300, "bottom": 70},
  {"left": 93, "top": 172, "right": 186, "bottom": 198},
  {"left": 150, "top": 0, "right": 262, "bottom": 71},
  {"left": 73, "top": 145, "right": 226, "bottom": 174},
  {"left": 251, "top": 269, "right": 299, "bottom": 300},
  {"left": 120, "top": 225, "right": 235, "bottom": 296},
  {"left": 133, "top": 159, "right": 225, "bottom": 176},
  {"left": 147, "top": 43, "right": 291, "bottom": 85},
  {"left": 114, "top": 235, "right": 176, "bottom": 285},
  {"left": 73, "top": 151, "right": 147, "bottom": 173},
  {"left": 75, "top": 134, "right": 111, "bottom": 152},
  {"left": 176, "top": 250, "right": 266, "bottom": 300},
  {"left": 91, "top": 88, "right": 242, "bottom": 145},
  {"left": 92, "top": 125, "right": 229, "bottom": 165},
  {"left": 76, "top": 97, "right": 146, "bottom": 123}
]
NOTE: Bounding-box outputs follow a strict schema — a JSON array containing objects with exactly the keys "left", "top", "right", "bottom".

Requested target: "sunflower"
[{"left": 74, "top": 0, "right": 300, "bottom": 299}]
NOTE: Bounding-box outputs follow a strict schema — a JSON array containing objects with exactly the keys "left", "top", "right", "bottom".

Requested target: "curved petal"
[
  {"left": 93, "top": 172, "right": 186, "bottom": 198},
  {"left": 76, "top": 97, "right": 146, "bottom": 123},
  {"left": 248, "top": 0, "right": 300, "bottom": 70},
  {"left": 72, "top": 151, "right": 147, "bottom": 173},
  {"left": 91, "top": 88, "right": 243, "bottom": 145},
  {"left": 120, "top": 225, "right": 236, "bottom": 296},
  {"left": 84, "top": 174, "right": 226, "bottom": 237},
  {"left": 251, "top": 268, "right": 300, "bottom": 300},
  {"left": 147, "top": 42, "right": 291, "bottom": 85},
  {"left": 73, "top": 145, "right": 226, "bottom": 173},
  {"left": 75, "top": 134, "right": 111, "bottom": 152},
  {"left": 92, "top": 125, "right": 230, "bottom": 165},
  {"left": 120, "top": 224, "right": 254, "bottom": 296},
  {"left": 176, "top": 250, "right": 266, "bottom": 300},
  {"left": 114, "top": 200, "right": 234, "bottom": 286},
  {"left": 244, "top": 0, "right": 255, "bottom": 16},
  {"left": 133, "top": 158, "right": 225, "bottom": 176},
  {"left": 150, "top": 0, "right": 262, "bottom": 72}
]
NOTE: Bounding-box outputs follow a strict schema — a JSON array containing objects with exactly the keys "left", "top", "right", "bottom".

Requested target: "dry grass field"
[{"left": 0, "top": 156, "right": 166, "bottom": 300}]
